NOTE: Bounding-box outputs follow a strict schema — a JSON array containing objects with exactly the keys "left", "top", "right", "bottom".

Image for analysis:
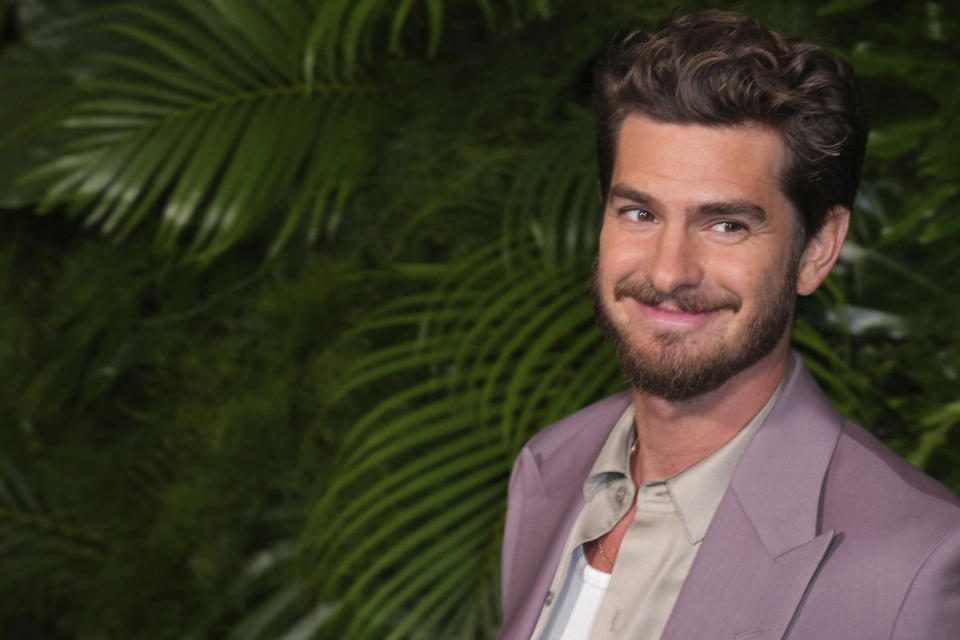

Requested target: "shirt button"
[
  {"left": 544, "top": 590, "right": 554, "bottom": 607},
  {"left": 615, "top": 486, "right": 627, "bottom": 504}
]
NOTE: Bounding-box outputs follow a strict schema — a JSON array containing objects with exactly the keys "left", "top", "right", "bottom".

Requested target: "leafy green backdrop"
[{"left": 1, "top": 0, "right": 957, "bottom": 638}]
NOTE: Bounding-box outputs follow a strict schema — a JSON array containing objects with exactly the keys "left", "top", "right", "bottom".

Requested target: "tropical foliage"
[{"left": 1, "top": 0, "right": 958, "bottom": 638}]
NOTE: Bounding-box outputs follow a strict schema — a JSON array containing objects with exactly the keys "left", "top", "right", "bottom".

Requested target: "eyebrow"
[
  {"left": 608, "top": 184, "right": 769, "bottom": 225},
  {"left": 608, "top": 185, "right": 663, "bottom": 209}
]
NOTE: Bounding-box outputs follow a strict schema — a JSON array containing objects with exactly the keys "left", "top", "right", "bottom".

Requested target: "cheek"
[
  {"left": 708, "top": 255, "right": 771, "bottom": 301},
  {"left": 598, "top": 226, "right": 647, "bottom": 281},
  {"left": 729, "top": 253, "right": 794, "bottom": 304},
  {"left": 597, "top": 218, "right": 618, "bottom": 256}
]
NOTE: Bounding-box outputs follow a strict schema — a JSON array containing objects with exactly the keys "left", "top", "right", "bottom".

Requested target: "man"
[{"left": 499, "top": 10, "right": 960, "bottom": 640}]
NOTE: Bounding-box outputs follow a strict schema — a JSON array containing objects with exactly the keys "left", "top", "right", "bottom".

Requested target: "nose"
[{"left": 647, "top": 226, "right": 704, "bottom": 294}]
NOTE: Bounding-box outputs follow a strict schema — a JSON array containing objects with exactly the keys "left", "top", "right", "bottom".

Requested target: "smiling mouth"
[
  {"left": 632, "top": 299, "right": 719, "bottom": 329},
  {"left": 614, "top": 280, "right": 742, "bottom": 315},
  {"left": 644, "top": 302, "right": 710, "bottom": 315}
]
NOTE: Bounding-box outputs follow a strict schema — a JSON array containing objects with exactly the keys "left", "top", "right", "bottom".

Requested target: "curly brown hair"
[{"left": 593, "top": 10, "right": 868, "bottom": 241}]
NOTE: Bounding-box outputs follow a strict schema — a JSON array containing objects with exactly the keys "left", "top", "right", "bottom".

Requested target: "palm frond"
[
  {"left": 202, "top": 542, "right": 337, "bottom": 640},
  {"left": 502, "top": 105, "right": 598, "bottom": 269},
  {"left": 0, "top": 43, "right": 78, "bottom": 207},
  {"left": 19, "top": 1, "right": 385, "bottom": 262},
  {"left": 0, "top": 452, "right": 104, "bottom": 597},
  {"left": 301, "top": 241, "right": 621, "bottom": 638}
]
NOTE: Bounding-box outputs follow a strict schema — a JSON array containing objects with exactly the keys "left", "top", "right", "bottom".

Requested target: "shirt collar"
[
  {"left": 583, "top": 356, "right": 794, "bottom": 543},
  {"left": 583, "top": 401, "right": 636, "bottom": 491}
]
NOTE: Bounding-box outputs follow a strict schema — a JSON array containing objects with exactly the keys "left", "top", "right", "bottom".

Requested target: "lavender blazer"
[{"left": 500, "top": 357, "right": 960, "bottom": 639}]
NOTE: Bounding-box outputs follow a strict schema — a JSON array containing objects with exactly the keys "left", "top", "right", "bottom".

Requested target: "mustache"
[{"left": 613, "top": 279, "right": 742, "bottom": 314}]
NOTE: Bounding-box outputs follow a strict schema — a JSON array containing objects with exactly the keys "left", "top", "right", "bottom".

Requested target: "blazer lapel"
[
  {"left": 500, "top": 393, "right": 632, "bottom": 640},
  {"left": 499, "top": 464, "right": 583, "bottom": 640},
  {"left": 660, "top": 491, "right": 835, "bottom": 640},
  {"left": 662, "top": 357, "right": 844, "bottom": 640}
]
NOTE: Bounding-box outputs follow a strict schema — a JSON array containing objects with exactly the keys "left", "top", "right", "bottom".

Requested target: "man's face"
[{"left": 593, "top": 114, "right": 803, "bottom": 401}]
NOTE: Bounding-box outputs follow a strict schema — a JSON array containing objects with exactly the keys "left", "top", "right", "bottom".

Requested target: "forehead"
[{"left": 611, "top": 114, "right": 789, "bottom": 212}]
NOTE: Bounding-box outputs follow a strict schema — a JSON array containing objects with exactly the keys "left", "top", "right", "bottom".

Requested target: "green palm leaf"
[
  {"left": 22, "top": 1, "right": 384, "bottom": 261},
  {"left": 302, "top": 240, "right": 622, "bottom": 638},
  {"left": 502, "top": 105, "right": 598, "bottom": 268},
  {"left": 0, "top": 451, "right": 104, "bottom": 596}
]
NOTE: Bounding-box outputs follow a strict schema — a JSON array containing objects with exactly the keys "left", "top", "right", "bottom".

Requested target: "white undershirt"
[{"left": 542, "top": 546, "right": 611, "bottom": 640}]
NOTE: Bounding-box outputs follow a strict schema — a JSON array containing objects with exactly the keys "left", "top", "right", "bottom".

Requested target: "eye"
[
  {"left": 711, "top": 220, "right": 748, "bottom": 233},
  {"left": 622, "top": 207, "right": 656, "bottom": 223}
]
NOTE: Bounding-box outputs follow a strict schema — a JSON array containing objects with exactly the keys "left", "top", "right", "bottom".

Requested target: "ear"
[{"left": 796, "top": 206, "right": 849, "bottom": 296}]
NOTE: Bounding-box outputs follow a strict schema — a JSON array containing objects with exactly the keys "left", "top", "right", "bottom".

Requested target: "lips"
[
  {"left": 613, "top": 279, "right": 741, "bottom": 314},
  {"left": 632, "top": 300, "right": 714, "bottom": 330}
]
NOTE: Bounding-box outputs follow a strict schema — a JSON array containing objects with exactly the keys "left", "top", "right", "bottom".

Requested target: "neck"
[{"left": 630, "top": 340, "right": 791, "bottom": 482}]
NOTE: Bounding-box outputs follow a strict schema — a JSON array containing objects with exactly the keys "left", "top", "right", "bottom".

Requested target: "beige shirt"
[{"left": 533, "top": 367, "right": 791, "bottom": 640}]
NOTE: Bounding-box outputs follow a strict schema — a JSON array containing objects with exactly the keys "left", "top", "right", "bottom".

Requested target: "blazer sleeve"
[
  {"left": 501, "top": 446, "right": 535, "bottom": 614},
  {"left": 891, "top": 527, "right": 960, "bottom": 639}
]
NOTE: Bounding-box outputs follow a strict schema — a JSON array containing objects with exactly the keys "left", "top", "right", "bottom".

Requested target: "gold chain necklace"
[{"left": 596, "top": 538, "right": 615, "bottom": 571}]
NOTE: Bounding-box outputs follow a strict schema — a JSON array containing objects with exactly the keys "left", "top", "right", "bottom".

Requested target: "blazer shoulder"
[
  {"left": 834, "top": 423, "right": 960, "bottom": 639},
  {"left": 507, "top": 392, "right": 632, "bottom": 500},
  {"left": 826, "top": 418, "right": 960, "bottom": 542},
  {"left": 521, "top": 391, "right": 632, "bottom": 463},
  {"left": 841, "top": 419, "right": 960, "bottom": 506}
]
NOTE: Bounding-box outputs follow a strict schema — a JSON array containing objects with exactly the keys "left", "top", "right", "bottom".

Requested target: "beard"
[{"left": 590, "top": 262, "right": 797, "bottom": 402}]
